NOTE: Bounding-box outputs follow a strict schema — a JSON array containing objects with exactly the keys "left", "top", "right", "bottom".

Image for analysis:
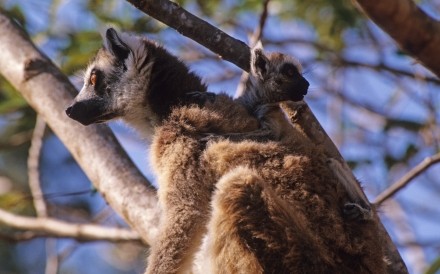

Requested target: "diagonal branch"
[
  {"left": 0, "top": 208, "right": 142, "bottom": 243},
  {"left": 126, "top": 0, "right": 251, "bottom": 71},
  {"left": 374, "top": 153, "right": 440, "bottom": 205},
  {"left": 353, "top": 0, "right": 440, "bottom": 78},
  {"left": 0, "top": 11, "right": 160, "bottom": 246}
]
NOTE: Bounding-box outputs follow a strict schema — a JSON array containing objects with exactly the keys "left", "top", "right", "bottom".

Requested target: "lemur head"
[
  {"left": 247, "top": 43, "right": 309, "bottom": 105},
  {"left": 66, "top": 28, "right": 206, "bottom": 138}
]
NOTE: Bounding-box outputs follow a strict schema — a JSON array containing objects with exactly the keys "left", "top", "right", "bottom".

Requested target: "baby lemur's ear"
[
  {"left": 105, "top": 28, "right": 131, "bottom": 61},
  {"left": 250, "top": 42, "right": 269, "bottom": 80}
]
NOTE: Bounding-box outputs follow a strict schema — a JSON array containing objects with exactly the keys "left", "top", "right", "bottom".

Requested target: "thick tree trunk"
[{"left": 0, "top": 12, "right": 160, "bottom": 245}]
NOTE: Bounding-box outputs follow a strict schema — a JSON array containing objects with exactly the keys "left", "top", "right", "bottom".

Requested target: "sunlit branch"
[
  {"left": 0, "top": 11, "right": 159, "bottom": 246},
  {"left": 0, "top": 208, "right": 142, "bottom": 243},
  {"left": 26, "top": 114, "right": 59, "bottom": 274},
  {"left": 28, "top": 115, "right": 47, "bottom": 217},
  {"left": 374, "top": 153, "right": 440, "bottom": 205},
  {"left": 126, "top": 0, "right": 251, "bottom": 71}
]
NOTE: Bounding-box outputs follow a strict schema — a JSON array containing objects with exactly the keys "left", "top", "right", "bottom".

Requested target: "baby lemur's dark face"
[{"left": 251, "top": 49, "right": 309, "bottom": 103}]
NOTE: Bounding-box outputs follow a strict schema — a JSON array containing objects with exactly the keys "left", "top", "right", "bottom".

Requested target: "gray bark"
[{"left": 0, "top": 12, "right": 160, "bottom": 245}]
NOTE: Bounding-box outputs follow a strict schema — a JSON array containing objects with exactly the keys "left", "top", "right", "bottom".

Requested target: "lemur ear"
[
  {"left": 105, "top": 28, "right": 130, "bottom": 60},
  {"left": 251, "top": 42, "right": 269, "bottom": 79}
]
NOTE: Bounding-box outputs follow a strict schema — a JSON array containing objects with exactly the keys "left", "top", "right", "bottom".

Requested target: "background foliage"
[{"left": 0, "top": 0, "right": 439, "bottom": 273}]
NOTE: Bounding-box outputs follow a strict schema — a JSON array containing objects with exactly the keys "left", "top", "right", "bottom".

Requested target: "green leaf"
[
  {"left": 425, "top": 256, "right": 440, "bottom": 274},
  {"left": 0, "top": 76, "right": 28, "bottom": 114}
]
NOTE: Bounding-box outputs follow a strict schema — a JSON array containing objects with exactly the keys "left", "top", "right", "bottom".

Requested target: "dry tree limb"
[
  {"left": 235, "top": 0, "right": 271, "bottom": 97},
  {"left": 27, "top": 115, "right": 47, "bottom": 217},
  {"left": 27, "top": 115, "right": 58, "bottom": 274},
  {"left": 0, "top": 11, "right": 159, "bottom": 245},
  {"left": 375, "top": 153, "right": 440, "bottom": 205},
  {"left": 126, "top": 0, "right": 251, "bottom": 71},
  {"left": 0, "top": 208, "right": 141, "bottom": 243}
]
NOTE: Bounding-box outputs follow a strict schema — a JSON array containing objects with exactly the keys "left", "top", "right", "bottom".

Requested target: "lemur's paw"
[{"left": 343, "top": 202, "right": 373, "bottom": 221}]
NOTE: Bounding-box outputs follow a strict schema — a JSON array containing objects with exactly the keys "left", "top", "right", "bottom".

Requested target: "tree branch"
[
  {"left": 126, "top": 0, "right": 251, "bottom": 71},
  {"left": 236, "top": 0, "right": 271, "bottom": 97},
  {"left": 374, "top": 153, "right": 440, "bottom": 205},
  {"left": 28, "top": 114, "right": 48, "bottom": 217},
  {"left": 353, "top": 0, "right": 440, "bottom": 78},
  {"left": 0, "top": 208, "right": 142, "bottom": 243},
  {"left": 0, "top": 12, "right": 160, "bottom": 245}
]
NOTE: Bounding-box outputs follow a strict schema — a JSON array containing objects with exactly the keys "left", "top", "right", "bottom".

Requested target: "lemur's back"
[{"left": 67, "top": 29, "right": 386, "bottom": 274}]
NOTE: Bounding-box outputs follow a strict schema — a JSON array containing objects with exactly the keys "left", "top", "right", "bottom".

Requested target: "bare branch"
[
  {"left": 353, "top": 0, "right": 440, "bottom": 78},
  {"left": 126, "top": 0, "right": 251, "bottom": 71},
  {"left": 374, "top": 153, "right": 440, "bottom": 205},
  {"left": 250, "top": 0, "right": 270, "bottom": 47},
  {"left": 0, "top": 208, "right": 142, "bottom": 243},
  {"left": 236, "top": 0, "right": 271, "bottom": 97},
  {"left": 28, "top": 115, "right": 48, "bottom": 217},
  {"left": 335, "top": 58, "right": 440, "bottom": 85},
  {"left": 27, "top": 114, "right": 57, "bottom": 274},
  {"left": 0, "top": 11, "right": 160, "bottom": 245}
]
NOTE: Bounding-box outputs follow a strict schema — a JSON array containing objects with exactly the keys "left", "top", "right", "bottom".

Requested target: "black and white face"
[
  {"left": 66, "top": 28, "right": 153, "bottom": 126},
  {"left": 251, "top": 47, "right": 309, "bottom": 102}
]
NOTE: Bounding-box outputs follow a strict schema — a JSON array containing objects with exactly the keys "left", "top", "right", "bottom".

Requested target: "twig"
[
  {"left": 374, "top": 153, "right": 440, "bottom": 205},
  {"left": 337, "top": 58, "right": 440, "bottom": 85},
  {"left": 236, "top": 0, "right": 271, "bottom": 96},
  {"left": 250, "top": 0, "right": 270, "bottom": 47},
  {"left": 27, "top": 115, "right": 58, "bottom": 274},
  {"left": 0, "top": 208, "right": 142, "bottom": 243},
  {"left": 28, "top": 114, "right": 47, "bottom": 217}
]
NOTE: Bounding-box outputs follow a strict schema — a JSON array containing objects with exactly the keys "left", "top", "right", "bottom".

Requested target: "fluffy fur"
[{"left": 66, "top": 29, "right": 386, "bottom": 274}]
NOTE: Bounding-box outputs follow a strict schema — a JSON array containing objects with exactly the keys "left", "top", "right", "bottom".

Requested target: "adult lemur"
[{"left": 66, "top": 29, "right": 385, "bottom": 273}]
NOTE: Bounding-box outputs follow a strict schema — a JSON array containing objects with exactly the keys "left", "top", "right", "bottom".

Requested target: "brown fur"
[
  {"left": 151, "top": 98, "right": 386, "bottom": 273},
  {"left": 66, "top": 29, "right": 386, "bottom": 274}
]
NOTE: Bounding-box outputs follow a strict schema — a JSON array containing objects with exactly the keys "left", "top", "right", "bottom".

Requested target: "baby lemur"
[{"left": 66, "top": 29, "right": 385, "bottom": 273}]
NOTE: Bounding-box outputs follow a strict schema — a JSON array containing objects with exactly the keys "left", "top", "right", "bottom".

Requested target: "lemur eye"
[
  {"left": 281, "top": 63, "right": 299, "bottom": 78},
  {"left": 90, "top": 71, "right": 98, "bottom": 86}
]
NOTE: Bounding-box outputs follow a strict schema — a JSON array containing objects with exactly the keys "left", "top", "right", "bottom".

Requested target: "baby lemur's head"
[
  {"left": 66, "top": 28, "right": 206, "bottom": 138},
  {"left": 239, "top": 44, "right": 309, "bottom": 113}
]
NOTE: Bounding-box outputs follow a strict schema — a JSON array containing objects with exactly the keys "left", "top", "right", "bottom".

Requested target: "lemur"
[{"left": 66, "top": 29, "right": 385, "bottom": 273}]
